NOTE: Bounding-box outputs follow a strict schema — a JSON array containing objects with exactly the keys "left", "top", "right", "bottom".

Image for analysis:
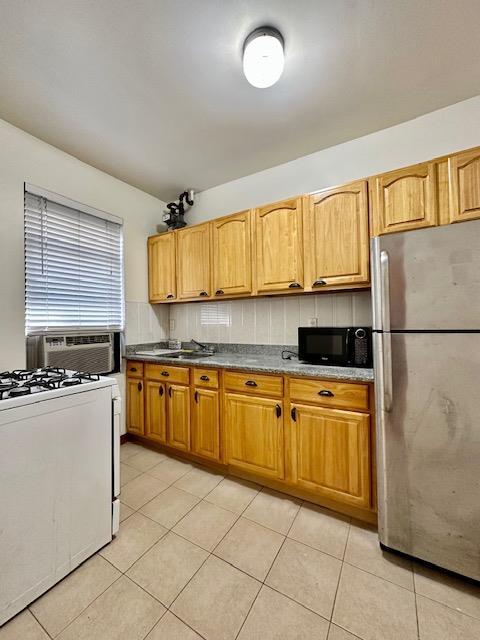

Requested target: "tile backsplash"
[
  {"left": 125, "top": 301, "right": 169, "bottom": 345},
  {"left": 168, "top": 291, "right": 372, "bottom": 346}
]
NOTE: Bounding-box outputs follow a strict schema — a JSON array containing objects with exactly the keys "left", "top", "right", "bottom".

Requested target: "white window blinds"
[{"left": 24, "top": 189, "right": 124, "bottom": 335}]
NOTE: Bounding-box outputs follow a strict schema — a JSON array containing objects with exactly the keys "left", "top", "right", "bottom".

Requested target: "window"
[{"left": 24, "top": 185, "right": 124, "bottom": 335}]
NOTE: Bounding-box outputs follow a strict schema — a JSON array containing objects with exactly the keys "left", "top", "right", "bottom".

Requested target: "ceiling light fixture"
[{"left": 243, "top": 27, "right": 284, "bottom": 88}]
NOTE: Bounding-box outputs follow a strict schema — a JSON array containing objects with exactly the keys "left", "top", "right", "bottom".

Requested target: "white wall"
[
  {"left": 170, "top": 292, "right": 372, "bottom": 346},
  {"left": 0, "top": 117, "right": 169, "bottom": 371},
  {"left": 187, "top": 95, "right": 480, "bottom": 222}
]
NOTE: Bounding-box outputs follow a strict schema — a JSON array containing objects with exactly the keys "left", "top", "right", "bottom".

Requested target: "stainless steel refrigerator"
[{"left": 371, "top": 219, "right": 480, "bottom": 580}]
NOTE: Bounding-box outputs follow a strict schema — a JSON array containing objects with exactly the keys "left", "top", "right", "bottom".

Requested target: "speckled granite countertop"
[{"left": 127, "top": 351, "right": 374, "bottom": 383}]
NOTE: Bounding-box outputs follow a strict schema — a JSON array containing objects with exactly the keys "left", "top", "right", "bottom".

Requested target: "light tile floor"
[{"left": 2, "top": 441, "right": 480, "bottom": 640}]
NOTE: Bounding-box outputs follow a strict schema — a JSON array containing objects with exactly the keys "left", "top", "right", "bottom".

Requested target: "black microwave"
[{"left": 298, "top": 327, "right": 372, "bottom": 367}]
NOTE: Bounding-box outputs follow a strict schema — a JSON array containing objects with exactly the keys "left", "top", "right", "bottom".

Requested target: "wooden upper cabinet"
[
  {"left": 176, "top": 223, "right": 211, "bottom": 299},
  {"left": 304, "top": 180, "right": 369, "bottom": 290},
  {"left": 255, "top": 197, "right": 304, "bottom": 293},
  {"left": 291, "top": 404, "right": 371, "bottom": 508},
  {"left": 225, "top": 393, "right": 284, "bottom": 480},
  {"left": 448, "top": 148, "right": 480, "bottom": 223},
  {"left": 148, "top": 233, "right": 176, "bottom": 302},
  {"left": 211, "top": 210, "right": 253, "bottom": 297},
  {"left": 370, "top": 162, "right": 438, "bottom": 236}
]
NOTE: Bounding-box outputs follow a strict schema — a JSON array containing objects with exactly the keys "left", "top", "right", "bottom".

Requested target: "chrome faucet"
[{"left": 190, "top": 338, "right": 214, "bottom": 353}]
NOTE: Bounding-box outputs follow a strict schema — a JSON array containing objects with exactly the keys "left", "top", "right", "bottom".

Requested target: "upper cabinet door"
[
  {"left": 176, "top": 223, "right": 211, "bottom": 299},
  {"left": 304, "top": 180, "right": 369, "bottom": 291},
  {"left": 255, "top": 197, "right": 304, "bottom": 293},
  {"left": 212, "top": 211, "right": 252, "bottom": 297},
  {"left": 370, "top": 162, "right": 438, "bottom": 236},
  {"left": 449, "top": 149, "right": 480, "bottom": 223},
  {"left": 148, "top": 233, "right": 176, "bottom": 302}
]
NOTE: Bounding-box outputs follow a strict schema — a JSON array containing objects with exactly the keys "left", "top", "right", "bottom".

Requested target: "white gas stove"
[{"left": 0, "top": 366, "right": 121, "bottom": 625}]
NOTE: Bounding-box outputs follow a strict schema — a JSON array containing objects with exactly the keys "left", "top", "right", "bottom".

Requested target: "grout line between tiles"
[
  {"left": 233, "top": 496, "right": 304, "bottom": 639},
  {"left": 326, "top": 518, "right": 352, "bottom": 637},
  {"left": 412, "top": 564, "right": 421, "bottom": 640},
  {"left": 47, "top": 573, "right": 124, "bottom": 638},
  {"left": 118, "top": 575, "right": 169, "bottom": 640},
  {"left": 164, "top": 609, "right": 209, "bottom": 640},
  {"left": 414, "top": 591, "right": 480, "bottom": 623},
  {"left": 27, "top": 608, "right": 54, "bottom": 639}
]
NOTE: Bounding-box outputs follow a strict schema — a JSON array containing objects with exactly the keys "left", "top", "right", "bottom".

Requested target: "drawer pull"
[
  {"left": 199, "top": 291, "right": 208, "bottom": 297},
  {"left": 161, "top": 371, "right": 170, "bottom": 377},
  {"left": 168, "top": 386, "right": 172, "bottom": 397},
  {"left": 159, "top": 385, "right": 164, "bottom": 396},
  {"left": 245, "top": 380, "right": 258, "bottom": 387},
  {"left": 275, "top": 403, "right": 282, "bottom": 418},
  {"left": 130, "top": 367, "right": 137, "bottom": 372},
  {"left": 194, "top": 391, "right": 199, "bottom": 403},
  {"left": 200, "top": 375, "right": 209, "bottom": 381},
  {"left": 215, "top": 290, "right": 224, "bottom": 296},
  {"left": 288, "top": 282, "right": 302, "bottom": 289},
  {"left": 318, "top": 389, "right": 334, "bottom": 397},
  {"left": 291, "top": 407, "right": 297, "bottom": 422},
  {"left": 137, "top": 381, "right": 142, "bottom": 392},
  {"left": 166, "top": 293, "right": 175, "bottom": 299},
  {"left": 313, "top": 279, "right": 327, "bottom": 287}
]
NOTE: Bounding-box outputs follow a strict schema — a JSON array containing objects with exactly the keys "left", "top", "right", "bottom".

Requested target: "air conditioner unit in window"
[{"left": 29, "top": 333, "right": 117, "bottom": 374}]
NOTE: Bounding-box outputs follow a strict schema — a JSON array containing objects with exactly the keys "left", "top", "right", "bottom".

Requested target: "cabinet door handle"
[
  {"left": 194, "top": 391, "right": 199, "bottom": 403},
  {"left": 200, "top": 375, "right": 209, "bottom": 381},
  {"left": 245, "top": 380, "right": 257, "bottom": 387},
  {"left": 288, "top": 282, "right": 302, "bottom": 289},
  {"left": 275, "top": 403, "right": 282, "bottom": 418},
  {"left": 166, "top": 293, "right": 175, "bottom": 299},
  {"left": 168, "top": 386, "right": 172, "bottom": 397},
  {"left": 161, "top": 371, "right": 170, "bottom": 377},
  {"left": 137, "top": 381, "right": 142, "bottom": 392},
  {"left": 159, "top": 385, "right": 164, "bottom": 396},
  {"left": 199, "top": 291, "right": 208, "bottom": 296},
  {"left": 291, "top": 406, "right": 297, "bottom": 422},
  {"left": 313, "top": 279, "right": 327, "bottom": 287},
  {"left": 318, "top": 389, "right": 334, "bottom": 397},
  {"left": 130, "top": 367, "right": 137, "bottom": 372},
  {"left": 215, "top": 289, "right": 224, "bottom": 296}
]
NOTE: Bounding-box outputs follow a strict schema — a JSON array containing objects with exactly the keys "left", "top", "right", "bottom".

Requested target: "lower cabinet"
[
  {"left": 126, "top": 361, "right": 375, "bottom": 520},
  {"left": 126, "top": 377, "right": 144, "bottom": 435},
  {"left": 290, "top": 403, "right": 371, "bottom": 508},
  {"left": 224, "top": 392, "right": 284, "bottom": 480},
  {"left": 144, "top": 380, "right": 167, "bottom": 444},
  {"left": 191, "top": 388, "right": 220, "bottom": 462},
  {"left": 167, "top": 383, "right": 191, "bottom": 451}
]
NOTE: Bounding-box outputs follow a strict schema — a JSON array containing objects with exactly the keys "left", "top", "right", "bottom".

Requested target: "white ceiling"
[{"left": 1, "top": 0, "right": 480, "bottom": 201}]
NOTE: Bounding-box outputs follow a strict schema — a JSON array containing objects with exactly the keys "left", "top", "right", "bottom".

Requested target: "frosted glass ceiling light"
[{"left": 243, "top": 27, "right": 284, "bottom": 88}]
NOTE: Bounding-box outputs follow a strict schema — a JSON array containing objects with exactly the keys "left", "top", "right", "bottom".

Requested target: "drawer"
[
  {"left": 126, "top": 361, "right": 144, "bottom": 378},
  {"left": 224, "top": 371, "right": 283, "bottom": 397},
  {"left": 145, "top": 363, "right": 190, "bottom": 385},
  {"left": 289, "top": 378, "right": 369, "bottom": 411},
  {"left": 193, "top": 368, "right": 219, "bottom": 389}
]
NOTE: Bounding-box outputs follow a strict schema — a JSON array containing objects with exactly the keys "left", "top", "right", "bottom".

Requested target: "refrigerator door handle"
[
  {"left": 383, "top": 331, "right": 393, "bottom": 412},
  {"left": 380, "top": 250, "right": 391, "bottom": 332},
  {"left": 379, "top": 250, "right": 393, "bottom": 411}
]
